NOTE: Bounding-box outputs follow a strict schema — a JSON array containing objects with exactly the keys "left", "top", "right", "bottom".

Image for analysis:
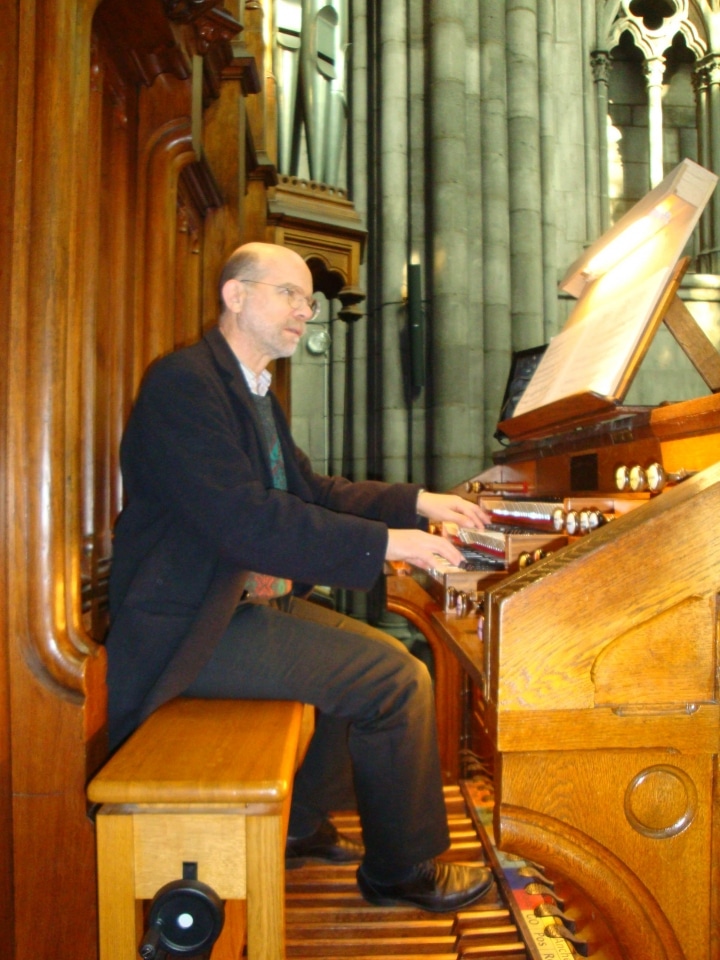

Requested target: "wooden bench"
[{"left": 87, "top": 697, "right": 314, "bottom": 960}]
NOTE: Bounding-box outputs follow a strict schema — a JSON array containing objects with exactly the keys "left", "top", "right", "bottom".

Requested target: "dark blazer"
[{"left": 105, "top": 327, "right": 422, "bottom": 748}]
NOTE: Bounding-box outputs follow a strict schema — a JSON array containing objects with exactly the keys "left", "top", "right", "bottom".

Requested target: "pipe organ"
[{"left": 394, "top": 161, "right": 720, "bottom": 958}]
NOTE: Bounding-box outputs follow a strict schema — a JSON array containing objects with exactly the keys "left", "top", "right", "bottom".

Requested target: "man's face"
[{"left": 236, "top": 253, "right": 316, "bottom": 368}]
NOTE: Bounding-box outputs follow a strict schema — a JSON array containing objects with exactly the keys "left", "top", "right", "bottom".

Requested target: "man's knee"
[{"left": 390, "top": 646, "right": 434, "bottom": 708}]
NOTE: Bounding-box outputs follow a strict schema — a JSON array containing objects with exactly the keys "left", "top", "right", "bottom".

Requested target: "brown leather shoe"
[
  {"left": 286, "top": 820, "right": 364, "bottom": 866},
  {"left": 356, "top": 859, "right": 493, "bottom": 913}
]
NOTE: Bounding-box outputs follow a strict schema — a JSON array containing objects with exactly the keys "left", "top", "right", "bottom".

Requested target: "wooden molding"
[
  {"left": 193, "top": 8, "right": 243, "bottom": 101},
  {"left": 94, "top": 0, "right": 241, "bottom": 95},
  {"left": 180, "top": 153, "right": 224, "bottom": 215},
  {"left": 267, "top": 176, "right": 367, "bottom": 303},
  {"left": 162, "top": 0, "right": 222, "bottom": 22},
  {"left": 222, "top": 48, "right": 262, "bottom": 96}
]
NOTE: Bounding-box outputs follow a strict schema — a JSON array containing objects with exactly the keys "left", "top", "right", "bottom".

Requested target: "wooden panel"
[
  {"left": 0, "top": 0, "right": 18, "bottom": 942},
  {"left": 499, "top": 749, "right": 712, "bottom": 960},
  {"left": 487, "top": 464, "right": 720, "bottom": 712},
  {"left": 96, "top": 813, "right": 143, "bottom": 960},
  {"left": 246, "top": 814, "right": 286, "bottom": 960},
  {"left": 593, "top": 594, "right": 716, "bottom": 704},
  {"left": 7, "top": 2, "right": 108, "bottom": 956},
  {"left": 386, "top": 572, "right": 463, "bottom": 782},
  {"left": 133, "top": 812, "right": 248, "bottom": 899}
]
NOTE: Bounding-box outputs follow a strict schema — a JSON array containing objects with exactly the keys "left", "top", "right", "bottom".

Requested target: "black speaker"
[
  {"left": 139, "top": 879, "right": 225, "bottom": 959},
  {"left": 407, "top": 263, "right": 426, "bottom": 389}
]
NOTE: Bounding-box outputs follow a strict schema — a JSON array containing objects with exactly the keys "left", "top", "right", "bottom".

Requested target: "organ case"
[{"left": 480, "top": 460, "right": 720, "bottom": 960}]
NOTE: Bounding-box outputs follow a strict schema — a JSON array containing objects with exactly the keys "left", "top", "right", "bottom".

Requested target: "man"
[{"left": 106, "top": 241, "right": 493, "bottom": 912}]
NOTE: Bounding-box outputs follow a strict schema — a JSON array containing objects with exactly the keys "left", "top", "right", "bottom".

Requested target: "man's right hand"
[{"left": 385, "top": 528, "right": 465, "bottom": 571}]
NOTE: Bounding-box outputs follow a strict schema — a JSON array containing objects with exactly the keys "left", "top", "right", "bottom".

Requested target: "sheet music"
[{"left": 513, "top": 265, "right": 673, "bottom": 417}]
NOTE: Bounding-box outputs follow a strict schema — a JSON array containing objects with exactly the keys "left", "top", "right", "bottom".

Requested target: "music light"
[
  {"left": 580, "top": 202, "right": 673, "bottom": 282},
  {"left": 561, "top": 158, "right": 718, "bottom": 299}
]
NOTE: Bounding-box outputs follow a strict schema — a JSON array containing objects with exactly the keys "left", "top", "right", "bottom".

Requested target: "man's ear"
[{"left": 221, "top": 278, "right": 245, "bottom": 314}]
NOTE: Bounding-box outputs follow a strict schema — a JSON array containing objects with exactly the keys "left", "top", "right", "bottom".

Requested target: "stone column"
[
  {"left": 644, "top": 56, "right": 666, "bottom": 187},
  {"left": 693, "top": 54, "right": 720, "bottom": 272},
  {"left": 407, "top": 0, "right": 428, "bottom": 484},
  {"left": 706, "top": 56, "right": 720, "bottom": 267},
  {"left": 378, "top": 1, "right": 409, "bottom": 482},
  {"left": 464, "top": 1, "right": 485, "bottom": 475},
  {"left": 349, "top": 0, "right": 369, "bottom": 480},
  {"left": 506, "top": 0, "right": 545, "bottom": 352},
  {"left": 591, "top": 50, "right": 612, "bottom": 234},
  {"left": 479, "top": 0, "right": 512, "bottom": 462},
  {"left": 428, "top": 0, "right": 471, "bottom": 490},
  {"left": 581, "top": 0, "right": 600, "bottom": 243},
  {"left": 537, "top": 0, "right": 558, "bottom": 340}
]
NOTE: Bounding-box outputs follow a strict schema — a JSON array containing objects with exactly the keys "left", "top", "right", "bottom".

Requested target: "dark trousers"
[{"left": 183, "top": 596, "right": 450, "bottom": 877}]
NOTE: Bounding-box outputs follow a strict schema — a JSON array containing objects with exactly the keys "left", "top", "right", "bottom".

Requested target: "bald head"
[
  {"left": 219, "top": 242, "right": 311, "bottom": 300},
  {"left": 218, "top": 242, "right": 316, "bottom": 372}
]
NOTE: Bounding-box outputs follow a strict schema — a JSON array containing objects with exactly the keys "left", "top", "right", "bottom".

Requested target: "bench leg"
[
  {"left": 95, "top": 813, "right": 143, "bottom": 960},
  {"left": 246, "top": 814, "right": 285, "bottom": 960},
  {"left": 210, "top": 899, "right": 246, "bottom": 960}
]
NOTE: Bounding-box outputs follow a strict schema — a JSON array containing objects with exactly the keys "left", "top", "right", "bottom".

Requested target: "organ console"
[{"left": 390, "top": 162, "right": 720, "bottom": 958}]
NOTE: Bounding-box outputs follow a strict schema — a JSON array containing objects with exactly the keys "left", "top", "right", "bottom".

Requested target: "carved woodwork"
[
  {"left": 386, "top": 573, "right": 463, "bottom": 783},
  {"left": 3, "top": 0, "right": 247, "bottom": 957},
  {"left": 0, "top": 0, "right": 18, "bottom": 942},
  {"left": 243, "top": 0, "right": 279, "bottom": 181},
  {"left": 265, "top": 175, "right": 367, "bottom": 332},
  {"left": 3, "top": 0, "right": 370, "bottom": 955},
  {"left": 481, "top": 464, "right": 720, "bottom": 960}
]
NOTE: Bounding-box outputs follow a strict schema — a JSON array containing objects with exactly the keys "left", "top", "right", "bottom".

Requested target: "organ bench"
[{"left": 87, "top": 697, "right": 314, "bottom": 960}]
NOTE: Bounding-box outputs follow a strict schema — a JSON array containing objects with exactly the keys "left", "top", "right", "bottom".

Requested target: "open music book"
[
  {"left": 504, "top": 159, "right": 718, "bottom": 434},
  {"left": 512, "top": 265, "right": 674, "bottom": 416}
]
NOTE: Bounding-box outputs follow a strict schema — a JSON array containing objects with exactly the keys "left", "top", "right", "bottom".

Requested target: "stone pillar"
[
  {"left": 408, "top": 0, "right": 428, "bottom": 484},
  {"left": 428, "top": 0, "right": 472, "bottom": 490},
  {"left": 706, "top": 56, "right": 720, "bottom": 267},
  {"left": 693, "top": 54, "right": 720, "bottom": 272},
  {"left": 479, "top": 0, "right": 512, "bottom": 462},
  {"left": 464, "top": 1, "right": 485, "bottom": 475},
  {"left": 349, "top": 0, "right": 369, "bottom": 481},
  {"left": 379, "top": 2, "right": 409, "bottom": 482},
  {"left": 581, "top": 0, "right": 600, "bottom": 244},
  {"left": 591, "top": 50, "right": 612, "bottom": 233},
  {"left": 506, "top": 0, "right": 545, "bottom": 352},
  {"left": 537, "top": 0, "right": 558, "bottom": 340},
  {"left": 644, "top": 56, "right": 666, "bottom": 187}
]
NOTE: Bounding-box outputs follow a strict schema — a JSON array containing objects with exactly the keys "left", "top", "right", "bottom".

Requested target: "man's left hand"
[{"left": 416, "top": 491, "right": 489, "bottom": 529}]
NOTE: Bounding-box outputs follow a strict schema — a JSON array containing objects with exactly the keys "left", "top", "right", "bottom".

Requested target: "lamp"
[{"left": 561, "top": 158, "right": 717, "bottom": 299}]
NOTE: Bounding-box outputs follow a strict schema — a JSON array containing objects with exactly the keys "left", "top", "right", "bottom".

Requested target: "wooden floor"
[{"left": 284, "top": 786, "right": 531, "bottom": 960}]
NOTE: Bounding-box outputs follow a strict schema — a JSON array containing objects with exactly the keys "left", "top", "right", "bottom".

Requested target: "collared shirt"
[{"left": 240, "top": 361, "right": 272, "bottom": 397}]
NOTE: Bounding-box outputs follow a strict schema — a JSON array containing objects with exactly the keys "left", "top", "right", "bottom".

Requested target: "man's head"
[{"left": 218, "top": 242, "right": 318, "bottom": 373}]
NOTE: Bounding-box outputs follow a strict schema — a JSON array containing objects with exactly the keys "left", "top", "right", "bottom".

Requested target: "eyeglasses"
[{"left": 240, "top": 279, "right": 321, "bottom": 319}]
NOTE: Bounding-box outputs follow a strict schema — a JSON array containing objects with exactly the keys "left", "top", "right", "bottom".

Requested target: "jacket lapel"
[{"left": 203, "top": 326, "right": 275, "bottom": 481}]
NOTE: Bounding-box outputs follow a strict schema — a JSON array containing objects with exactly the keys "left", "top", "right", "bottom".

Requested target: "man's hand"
[
  {"left": 416, "top": 491, "right": 489, "bottom": 529},
  {"left": 385, "top": 528, "right": 466, "bottom": 570}
]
